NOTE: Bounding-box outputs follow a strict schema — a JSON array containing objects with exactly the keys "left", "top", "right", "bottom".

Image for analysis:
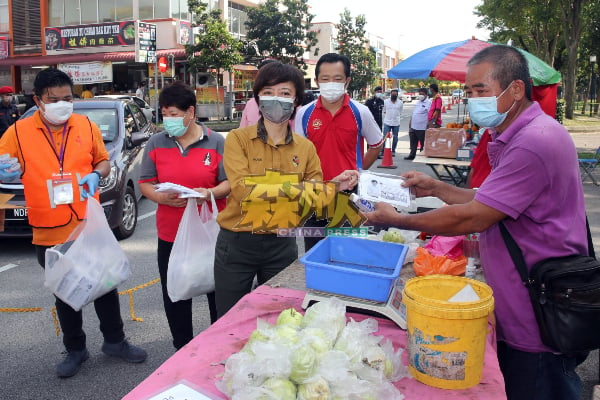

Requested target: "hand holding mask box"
[{"left": 357, "top": 171, "right": 416, "bottom": 212}]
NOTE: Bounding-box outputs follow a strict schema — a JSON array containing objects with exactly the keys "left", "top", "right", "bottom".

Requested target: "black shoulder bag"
[{"left": 499, "top": 220, "right": 600, "bottom": 354}]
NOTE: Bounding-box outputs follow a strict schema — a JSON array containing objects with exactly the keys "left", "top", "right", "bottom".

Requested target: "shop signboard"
[
  {"left": 58, "top": 62, "right": 113, "bottom": 84},
  {"left": 178, "top": 21, "right": 193, "bottom": 45},
  {"left": 135, "top": 21, "right": 156, "bottom": 63},
  {"left": 45, "top": 21, "right": 136, "bottom": 51},
  {"left": 0, "top": 40, "right": 8, "bottom": 59}
]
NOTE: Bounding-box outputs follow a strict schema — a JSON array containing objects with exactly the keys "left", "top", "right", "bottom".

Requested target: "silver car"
[{"left": 95, "top": 94, "right": 156, "bottom": 123}]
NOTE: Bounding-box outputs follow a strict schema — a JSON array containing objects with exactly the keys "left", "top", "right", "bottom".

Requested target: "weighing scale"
[{"left": 301, "top": 277, "right": 408, "bottom": 330}]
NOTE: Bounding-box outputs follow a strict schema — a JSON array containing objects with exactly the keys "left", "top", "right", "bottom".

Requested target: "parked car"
[
  {"left": 0, "top": 98, "right": 157, "bottom": 239},
  {"left": 95, "top": 94, "right": 156, "bottom": 123},
  {"left": 452, "top": 89, "right": 465, "bottom": 99}
]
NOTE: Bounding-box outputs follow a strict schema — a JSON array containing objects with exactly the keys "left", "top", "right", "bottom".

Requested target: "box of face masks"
[{"left": 424, "top": 128, "right": 466, "bottom": 158}]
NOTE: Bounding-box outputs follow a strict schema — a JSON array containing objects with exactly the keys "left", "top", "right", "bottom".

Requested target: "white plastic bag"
[
  {"left": 167, "top": 194, "right": 219, "bottom": 302},
  {"left": 44, "top": 198, "right": 131, "bottom": 311}
]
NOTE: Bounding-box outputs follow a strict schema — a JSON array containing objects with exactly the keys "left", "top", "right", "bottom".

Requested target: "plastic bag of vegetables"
[{"left": 301, "top": 297, "right": 347, "bottom": 344}]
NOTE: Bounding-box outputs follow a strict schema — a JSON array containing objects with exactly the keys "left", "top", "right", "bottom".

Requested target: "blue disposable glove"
[
  {"left": 78, "top": 172, "right": 100, "bottom": 198},
  {"left": 0, "top": 162, "right": 21, "bottom": 182}
]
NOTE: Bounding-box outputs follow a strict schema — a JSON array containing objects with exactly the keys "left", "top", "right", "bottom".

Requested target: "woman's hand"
[
  {"left": 331, "top": 169, "right": 359, "bottom": 192},
  {"left": 192, "top": 188, "right": 213, "bottom": 205},
  {"left": 160, "top": 192, "right": 187, "bottom": 207}
]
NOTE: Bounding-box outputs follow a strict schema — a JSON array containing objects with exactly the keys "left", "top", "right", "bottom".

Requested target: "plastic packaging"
[
  {"left": 465, "top": 257, "right": 476, "bottom": 278},
  {"left": 349, "top": 193, "right": 375, "bottom": 212}
]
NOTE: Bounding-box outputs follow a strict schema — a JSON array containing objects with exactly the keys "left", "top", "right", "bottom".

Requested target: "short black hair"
[
  {"left": 391, "top": 89, "right": 399, "bottom": 94},
  {"left": 316, "top": 53, "right": 351, "bottom": 79},
  {"left": 258, "top": 59, "right": 276, "bottom": 70},
  {"left": 429, "top": 83, "right": 439, "bottom": 93},
  {"left": 467, "top": 45, "right": 533, "bottom": 101},
  {"left": 159, "top": 81, "right": 197, "bottom": 116},
  {"left": 374, "top": 86, "right": 382, "bottom": 92},
  {"left": 418, "top": 88, "right": 428, "bottom": 95},
  {"left": 33, "top": 68, "right": 73, "bottom": 98},
  {"left": 253, "top": 61, "right": 305, "bottom": 119}
]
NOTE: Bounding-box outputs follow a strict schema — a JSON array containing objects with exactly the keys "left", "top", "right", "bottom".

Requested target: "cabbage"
[
  {"left": 301, "top": 297, "right": 346, "bottom": 343},
  {"left": 260, "top": 377, "right": 297, "bottom": 400},
  {"left": 299, "top": 327, "right": 332, "bottom": 355},
  {"left": 297, "top": 376, "right": 330, "bottom": 400},
  {"left": 382, "top": 230, "right": 405, "bottom": 243},
  {"left": 276, "top": 307, "right": 303, "bottom": 328},
  {"left": 242, "top": 328, "right": 270, "bottom": 354},
  {"left": 289, "top": 344, "right": 318, "bottom": 384},
  {"left": 273, "top": 324, "right": 300, "bottom": 346}
]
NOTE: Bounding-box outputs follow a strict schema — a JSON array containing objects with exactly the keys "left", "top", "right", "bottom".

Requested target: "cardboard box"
[{"left": 424, "top": 128, "right": 466, "bottom": 158}]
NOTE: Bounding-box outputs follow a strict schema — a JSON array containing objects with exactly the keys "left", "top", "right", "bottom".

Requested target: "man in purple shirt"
[{"left": 365, "top": 45, "right": 588, "bottom": 400}]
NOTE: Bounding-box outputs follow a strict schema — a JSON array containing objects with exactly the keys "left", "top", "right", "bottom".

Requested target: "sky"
[{"left": 307, "top": 0, "right": 490, "bottom": 59}]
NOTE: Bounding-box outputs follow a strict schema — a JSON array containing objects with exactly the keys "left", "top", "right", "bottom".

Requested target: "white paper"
[
  {"left": 145, "top": 383, "right": 220, "bottom": 400},
  {"left": 448, "top": 283, "right": 480, "bottom": 302},
  {"left": 154, "top": 182, "right": 206, "bottom": 198},
  {"left": 358, "top": 171, "right": 413, "bottom": 209}
]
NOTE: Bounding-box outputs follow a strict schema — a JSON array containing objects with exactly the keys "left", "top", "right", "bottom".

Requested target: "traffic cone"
[
  {"left": 441, "top": 105, "right": 447, "bottom": 113},
  {"left": 378, "top": 132, "right": 397, "bottom": 169},
  {"left": 447, "top": 101, "right": 452, "bottom": 110}
]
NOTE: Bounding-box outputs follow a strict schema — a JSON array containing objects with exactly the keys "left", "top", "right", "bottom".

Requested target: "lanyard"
[{"left": 44, "top": 122, "right": 68, "bottom": 175}]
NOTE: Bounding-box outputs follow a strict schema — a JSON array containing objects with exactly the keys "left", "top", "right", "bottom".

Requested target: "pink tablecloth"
[{"left": 123, "top": 285, "right": 506, "bottom": 400}]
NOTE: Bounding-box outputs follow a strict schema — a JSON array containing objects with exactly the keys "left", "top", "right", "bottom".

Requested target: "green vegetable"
[
  {"left": 260, "top": 377, "right": 297, "bottom": 400},
  {"left": 382, "top": 230, "right": 405, "bottom": 243},
  {"left": 297, "top": 377, "right": 330, "bottom": 400},
  {"left": 289, "top": 344, "right": 318, "bottom": 384},
  {"left": 276, "top": 307, "right": 304, "bottom": 328}
]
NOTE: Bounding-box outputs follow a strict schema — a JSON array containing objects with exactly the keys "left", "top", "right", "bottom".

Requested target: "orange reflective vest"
[{"left": 14, "top": 113, "right": 99, "bottom": 228}]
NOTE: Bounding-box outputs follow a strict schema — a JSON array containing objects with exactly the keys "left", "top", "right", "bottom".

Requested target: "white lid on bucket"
[{"left": 448, "top": 283, "right": 480, "bottom": 302}]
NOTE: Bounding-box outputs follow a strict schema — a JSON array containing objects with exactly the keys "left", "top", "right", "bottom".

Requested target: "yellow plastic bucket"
[{"left": 402, "top": 274, "right": 494, "bottom": 389}]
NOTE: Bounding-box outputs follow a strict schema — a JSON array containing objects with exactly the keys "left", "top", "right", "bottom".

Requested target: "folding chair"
[{"left": 578, "top": 146, "right": 600, "bottom": 185}]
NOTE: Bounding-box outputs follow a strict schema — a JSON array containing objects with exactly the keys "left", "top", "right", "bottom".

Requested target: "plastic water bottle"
[
  {"left": 465, "top": 257, "right": 477, "bottom": 278},
  {"left": 349, "top": 193, "right": 375, "bottom": 212}
]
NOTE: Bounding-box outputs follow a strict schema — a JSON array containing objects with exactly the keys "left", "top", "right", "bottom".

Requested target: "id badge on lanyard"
[{"left": 51, "top": 172, "right": 74, "bottom": 205}]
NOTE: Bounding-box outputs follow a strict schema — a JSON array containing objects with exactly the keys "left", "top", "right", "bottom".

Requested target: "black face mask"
[{"left": 391, "top": 95, "right": 398, "bottom": 101}]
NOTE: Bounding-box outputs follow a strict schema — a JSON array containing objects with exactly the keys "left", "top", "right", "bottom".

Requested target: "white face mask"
[
  {"left": 319, "top": 82, "right": 346, "bottom": 102},
  {"left": 42, "top": 101, "right": 73, "bottom": 125},
  {"left": 417, "top": 95, "right": 426, "bottom": 101}
]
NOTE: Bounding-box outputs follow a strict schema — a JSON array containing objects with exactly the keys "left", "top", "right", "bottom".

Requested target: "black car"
[{"left": 0, "top": 98, "right": 157, "bottom": 239}]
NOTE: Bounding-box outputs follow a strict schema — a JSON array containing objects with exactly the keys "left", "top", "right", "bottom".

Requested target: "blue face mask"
[
  {"left": 163, "top": 115, "right": 191, "bottom": 137},
  {"left": 468, "top": 83, "right": 515, "bottom": 128}
]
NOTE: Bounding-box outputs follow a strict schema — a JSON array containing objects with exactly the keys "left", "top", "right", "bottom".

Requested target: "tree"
[
  {"left": 245, "top": 0, "right": 318, "bottom": 71},
  {"left": 475, "top": 0, "right": 563, "bottom": 66},
  {"left": 558, "top": 0, "right": 589, "bottom": 119},
  {"left": 186, "top": 2, "right": 243, "bottom": 74},
  {"left": 476, "top": 0, "right": 591, "bottom": 120},
  {"left": 336, "top": 9, "right": 381, "bottom": 99}
]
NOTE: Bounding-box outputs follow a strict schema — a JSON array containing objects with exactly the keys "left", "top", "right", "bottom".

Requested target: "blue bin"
[{"left": 300, "top": 236, "right": 408, "bottom": 302}]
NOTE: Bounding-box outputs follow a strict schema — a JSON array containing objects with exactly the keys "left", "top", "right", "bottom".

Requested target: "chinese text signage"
[
  {"left": 45, "top": 21, "right": 136, "bottom": 50},
  {"left": 58, "top": 62, "right": 114, "bottom": 84},
  {"left": 136, "top": 21, "right": 156, "bottom": 63}
]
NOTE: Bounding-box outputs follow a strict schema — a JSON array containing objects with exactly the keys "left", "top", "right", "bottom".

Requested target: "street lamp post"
[{"left": 590, "top": 55, "right": 596, "bottom": 117}]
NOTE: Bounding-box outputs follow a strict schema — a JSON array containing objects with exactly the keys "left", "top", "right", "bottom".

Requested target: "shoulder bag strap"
[
  {"left": 498, "top": 221, "right": 530, "bottom": 284},
  {"left": 499, "top": 217, "right": 596, "bottom": 285}
]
